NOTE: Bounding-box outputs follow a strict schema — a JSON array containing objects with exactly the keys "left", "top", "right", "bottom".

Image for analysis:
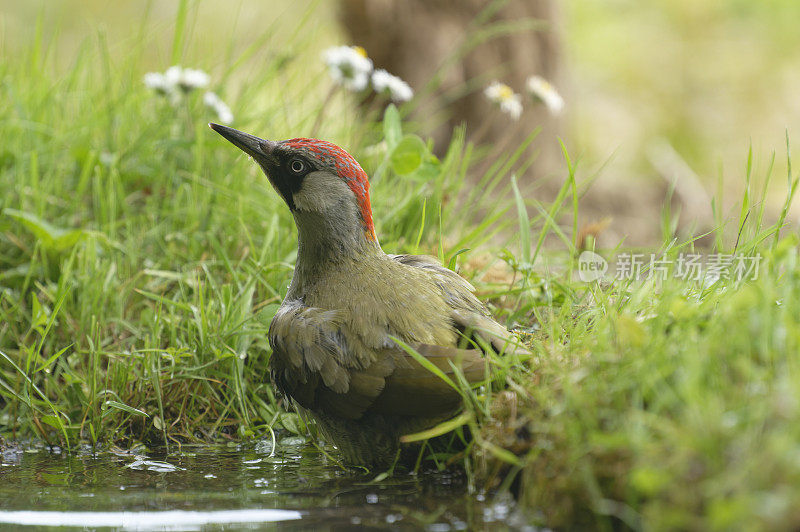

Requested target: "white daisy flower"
[
  {"left": 179, "top": 68, "right": 209, "bottom": 90},
  {"left": 180, "top": 68, "right": 210, "bottom": 91},
  {"left": 164, "top": 66, "right": 183, "bottom": 89},
  {"left": 484, "top": 82, "right": 523, "bottom": 120},
  {"left": 160, "top": 66, "right": 210, "bottom": 93},
  {"left": 371, "top": 69, "right": 413, "bottom": 102},
  {"left": 323, "top": 45, "right": 373, "bottom": 92},
  {"left": 203, "top": 92, "right": 234, "bottom": 124},
  {"left": 526, "top": 75, "right": 564, "bottom": 115},
  {"left": 143, "top": 72, "right": 171, "bottom": 95}
]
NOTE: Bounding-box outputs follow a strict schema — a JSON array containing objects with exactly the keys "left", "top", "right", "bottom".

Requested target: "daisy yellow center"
[
  {"left": 497, "top": 84, "right": 513, "bottom": 101},
  {"left": 353, "top": 46, "right": 368, "bottom": 58}
]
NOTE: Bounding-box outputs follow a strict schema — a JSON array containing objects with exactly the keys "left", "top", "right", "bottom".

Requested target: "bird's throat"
[{"left": 289, "top": 210, "right": 382, "bottom": 295}]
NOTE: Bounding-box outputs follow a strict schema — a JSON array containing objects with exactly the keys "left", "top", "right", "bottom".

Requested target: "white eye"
[{"left": 289, "top": 159, "right": 306, "bottom": 174}]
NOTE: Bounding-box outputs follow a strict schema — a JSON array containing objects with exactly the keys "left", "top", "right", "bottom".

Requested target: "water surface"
[{"left": 0, "top": 437, "right": 527, "bottom": 530}]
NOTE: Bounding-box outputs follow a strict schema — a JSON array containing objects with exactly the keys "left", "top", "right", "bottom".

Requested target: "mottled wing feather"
[
  {"left": 269, "top": 301, "right": 490, "bottom": 421},
  {"left": 270, "top": 300, "right": 391, "bottom": 419},
  {"left": 269, "top": 300, "right": 350, "bottom": 391},
  {"left": 293, "top": 344, "right": 487, "bottom": 420},
  {"left": 389, "top": 253, "right": 476, "bottom": 294},
  {"left": 314, "top": 354, "right": 396, "bottom": 419},
  {"left": 390, "top": 254, "right": 531, "bottom": 355}
]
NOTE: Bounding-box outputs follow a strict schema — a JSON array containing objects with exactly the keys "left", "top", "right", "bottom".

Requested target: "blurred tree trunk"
[{"left": 338, "top": 0, "right": 562, "bottom": 174}]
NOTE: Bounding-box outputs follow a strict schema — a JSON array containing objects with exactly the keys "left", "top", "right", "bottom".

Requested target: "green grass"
[
  {"left": 454, "top": 142, "right": 800, "bottom": 529},
  {"left": 3, "top": 3, "right": 800, "bottom": 531},
  {"left": 0, "top": 4, "right": 521, "bottom": 449}
]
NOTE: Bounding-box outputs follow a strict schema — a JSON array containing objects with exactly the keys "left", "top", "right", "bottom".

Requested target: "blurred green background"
[
  {"left": 2, "top": 0, "right": 799, "bottom": 243},
  {"left": 566, "top": 0, "right": 800, "bottom": 243}
]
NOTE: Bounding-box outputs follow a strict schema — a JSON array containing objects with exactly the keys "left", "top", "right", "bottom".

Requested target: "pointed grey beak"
[{"left": 209, "top": 123, "right": 277, "bottom": 161}]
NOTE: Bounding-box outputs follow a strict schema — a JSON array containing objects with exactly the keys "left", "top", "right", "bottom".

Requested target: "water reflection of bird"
[{"left": 210, "top": 124, "right": 529, "bottom": 467}]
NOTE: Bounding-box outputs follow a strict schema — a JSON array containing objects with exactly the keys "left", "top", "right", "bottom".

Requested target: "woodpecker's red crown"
[{"left": 280, "top": 138, "right": 375, "bottom": 239}]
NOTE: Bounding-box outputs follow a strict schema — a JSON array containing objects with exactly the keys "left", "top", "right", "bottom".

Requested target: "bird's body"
[
  {"left": 210, "top": 124, "right": 527, "bottom": 466},
  {"left": 271, "top": 249, "right": 490, "bottom": 464}
]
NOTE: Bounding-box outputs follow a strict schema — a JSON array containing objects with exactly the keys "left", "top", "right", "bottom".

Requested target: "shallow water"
[{"left": 0, "top": 437, "right": 529, "bottom": 531}]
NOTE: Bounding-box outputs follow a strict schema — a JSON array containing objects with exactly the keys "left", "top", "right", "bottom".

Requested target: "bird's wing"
[
  {"left": 363, "top": 343, "right": 488, "bottom": 418},
  {"left": 270, "top": 256, "right": 529, "bottom": 421},
  {"left": 269, "top": 300, "right": 490, "bottom": 421},
  {"left": 269, "top": 299, "right": 354, "bottom": 392},
  {"left": 389, "top": 254, "right": 531, "bottom": 356}
]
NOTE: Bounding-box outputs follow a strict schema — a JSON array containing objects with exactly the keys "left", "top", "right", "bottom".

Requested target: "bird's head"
[{"left": 210, "top": 123, "right": 377, "bottom": 242}]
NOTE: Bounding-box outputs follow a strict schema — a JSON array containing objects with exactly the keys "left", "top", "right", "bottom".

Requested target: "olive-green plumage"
[{"left": 210, "top": 123, "right": 528, "bottom": 466}]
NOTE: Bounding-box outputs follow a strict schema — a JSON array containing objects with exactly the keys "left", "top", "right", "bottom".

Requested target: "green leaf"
[
  {"left": 390, "top": 135, "right": 427, "bottom": 175},
  {"left": 133, "top": 288, "right": 194, "bottom": 312},
  {"left": 102, "top": 400, "right": 149, "bottom": 418},
  {"left": 447, "top": 248, "right": 470, "bottom": 270},
  {"left": 479, "top": 439, "right": 522, "bottom": 466},
  {"left": 5, "top": 208, "right": 86, "bottom": 251},
  {"left": 405, "top": 157, "right": 441, "bottom": 182},
  {"left": 40, "top": 414, "right": 66, "bottom": 431},
  {"left": 383, "top": 104, "right": 402, "bottom": 150},
  {"left": 279, "top": 412, "right": 304, "bottom": 435},
  {"left": 30, "top": 292, "right": 47, "bottom": 331},
  {"left": 53, "top": 229, "right": 85, "bottom": 250},
  {"left": 511, "top": 175, "right": 531, "bottom": 267},
  {"left": 400, "top": 412, "right": 472, "bottom": 443},
  {"left": 34, "top": 344, "right": 72, "bottom": 374}
]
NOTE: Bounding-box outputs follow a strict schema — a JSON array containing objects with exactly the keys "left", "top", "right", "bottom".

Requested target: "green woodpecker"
[{"left": 210, "top": 123, "right": 528, "bottom": 466}]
